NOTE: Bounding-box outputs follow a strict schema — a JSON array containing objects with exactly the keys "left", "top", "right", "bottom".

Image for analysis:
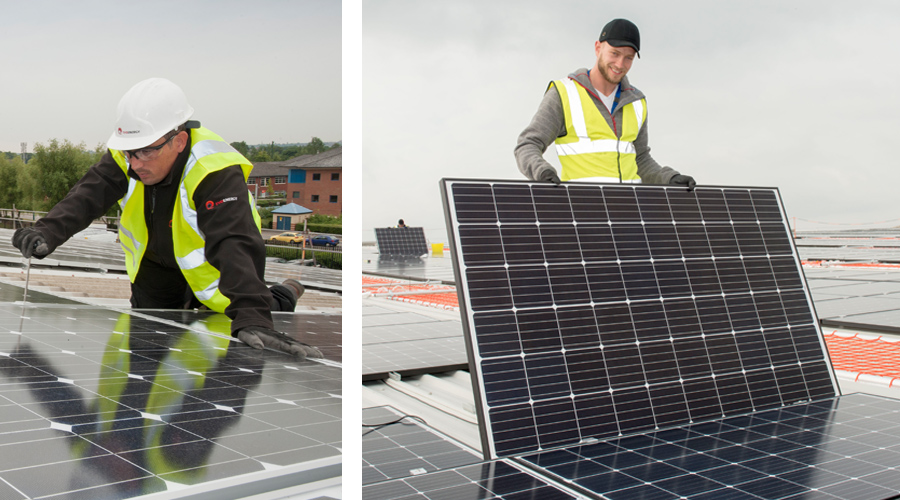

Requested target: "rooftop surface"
[{"left": 363, "top": 205, "right": 900, "bottom": 499}]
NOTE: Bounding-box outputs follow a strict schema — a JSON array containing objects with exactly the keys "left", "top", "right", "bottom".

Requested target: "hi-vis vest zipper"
[
  {"left": 552, "top": 78, "right": 646, "bottom": 183},
  {"left": 110, "top": 127, "right": 262, "bottom": 313}
]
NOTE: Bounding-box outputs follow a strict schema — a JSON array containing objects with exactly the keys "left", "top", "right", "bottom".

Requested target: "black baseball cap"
[{"left": 599, "top": 18, "right": 640, "bottom": 57}]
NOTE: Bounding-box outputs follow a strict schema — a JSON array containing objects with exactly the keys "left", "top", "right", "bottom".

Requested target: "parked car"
[
  {"left": 308, "top": 235, "right": 340, "bottom": 247},
  {"left": 267, "top": 232, "right": 304, "bottom": 245}
]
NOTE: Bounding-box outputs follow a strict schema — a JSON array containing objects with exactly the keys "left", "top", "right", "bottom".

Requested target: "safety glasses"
[{"left": 124, "top": 131, "right": 178, "bottom": 161}]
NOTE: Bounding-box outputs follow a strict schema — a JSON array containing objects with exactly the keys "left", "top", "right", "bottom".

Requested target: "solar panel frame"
[{"left": 441, "top": 179, "right": 839, "bottom": 460}]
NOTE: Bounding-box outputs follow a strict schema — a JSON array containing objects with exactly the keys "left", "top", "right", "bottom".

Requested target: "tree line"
[
  {"left": 231, "top": 137, "right": 340, "bottom": 163},
  {"left": 0, "top": 137, "right": 339, "bottom": 212}
]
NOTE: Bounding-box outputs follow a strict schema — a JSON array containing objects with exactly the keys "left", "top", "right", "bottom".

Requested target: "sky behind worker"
[
  {"left": 517, "top": 18, "right": 695, "bottom": 188},
  {"left": 11, "top": 78, "right": 320, "bottom": 359}
]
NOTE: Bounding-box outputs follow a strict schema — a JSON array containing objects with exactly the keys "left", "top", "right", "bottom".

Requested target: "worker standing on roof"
[
  {"left": 11, "top": 78, "right": 320, "bottom": 359},
  {"left": 515, "top": 18, "right": 696, "bottom": 189}
]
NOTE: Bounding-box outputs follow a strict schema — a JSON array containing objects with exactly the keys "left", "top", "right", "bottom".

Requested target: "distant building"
[
  {"left": 283, "top": 147, "right": 342, "bottom": 217},
  {"left": 246, "top": 147, "right": 342, "bottom": 217},
  {"left": 246, "top": 161, "right": 291, "bottom": 199},
  {"left": 271, "top": 202, "right": 314, "bottom": 230}
]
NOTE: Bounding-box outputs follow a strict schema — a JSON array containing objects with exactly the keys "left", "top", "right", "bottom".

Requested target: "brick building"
[
  {"left": 246, "top": 147, "right": 342, "bottom": 217},
  {"left": 246, "top": 161, "right": 290, "bottom": 199},
  {"left": 282, "top": 147, "right": 342, "bottom": 217}
]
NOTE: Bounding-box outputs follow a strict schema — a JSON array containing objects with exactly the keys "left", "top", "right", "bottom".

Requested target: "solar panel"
[
  {"left": 363, "top": 246, "right": 458, "bottom": 283},
  {"left": 0, "top": 229, "right": 342, "bottom": 293},
  {"left": 520, "top": 393, "right": 900, "bottom": 499},
  {"left": 362, "top": 301, "right": 468, "bottom": 380},
  {"left": 0, "top": 283, "right": 341, "bottom": 499},
  {"left": 363, "top": 405, "right": 481, "bottom": 485},
  {"left": 440, "top": 180, "right": 837, "bottom": 459},
  {"left": 814, "top": 296, "right": 900, "bottom": 319},
  {"left": 263, "top": 261, "right": 343, "bottom": 293},
  {"left": 362, "top": 459, "right": 583, "bottom": 499},
  {"left": 376, "top": 227, "right": 429, "bottom": 257},
  {"left": 363, "top": 311, "right": 447, "bottom": 328}
]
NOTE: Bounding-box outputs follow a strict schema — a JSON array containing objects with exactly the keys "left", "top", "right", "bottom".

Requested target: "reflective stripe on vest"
[
  {"left": 111, "top": 127, "right": 260, "bottom": 312},
  {"left": 175, "top": 140, "right": 246, "bottom": 279},
  {"left": 179, "top": 139, "right": 240, "bottom": 236},
  {"left": 553, "top": 78, "right": 646, "bottom": 182}
]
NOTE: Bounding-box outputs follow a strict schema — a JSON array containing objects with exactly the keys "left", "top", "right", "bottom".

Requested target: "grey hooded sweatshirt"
[{"left": 514, "top": 68, "right": 679, "bottom": 184}]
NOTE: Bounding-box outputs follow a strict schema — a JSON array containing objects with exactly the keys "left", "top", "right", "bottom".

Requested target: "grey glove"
[
  {"left": 669, "top": 174, "right": 696, "bottom": 191},
  {"left": 537, "top": 168, "right": 562, "bottom": 186},
  {"left": 12, "top": 227, "right": 49, "bottom": 259},
  {"left": 237, "top": 326, "right": 323, "bottom": 360}
]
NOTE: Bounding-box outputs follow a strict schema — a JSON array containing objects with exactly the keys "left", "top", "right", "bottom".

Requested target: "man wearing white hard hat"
[{"left": 11, "top": 78, "right": 321, "bottom": 359}]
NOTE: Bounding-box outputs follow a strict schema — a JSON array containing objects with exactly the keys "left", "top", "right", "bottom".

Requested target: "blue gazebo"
[{"left": 270, "top": 203, "right": 313, "bottom": 230}]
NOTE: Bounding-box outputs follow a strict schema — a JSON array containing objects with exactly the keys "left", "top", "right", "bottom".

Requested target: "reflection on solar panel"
[
  {"left": 362, "top": 302, "right": 468, "bottom": 381},
  {"left": 521, "top": 393, "right": 900, "bottom": 499},
  {"left": 442, "top": 180, "right": 836, "bottom": 459},
  {"left": 362, "top": 406, "right": 480, "bottom": 485},
  {"left": 362, "top": 459, "right": 581, "bottom": 499},
  {"left": 376, "top": 227, "right": 429, "bottom": 257},
  {"left": 0, "top": 282, "right": 340, "bottom": 499}
]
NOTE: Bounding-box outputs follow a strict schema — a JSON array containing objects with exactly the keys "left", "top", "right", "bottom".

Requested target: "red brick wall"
[{"left": 286, "top": 169, "right": 342, "bottom": 216}]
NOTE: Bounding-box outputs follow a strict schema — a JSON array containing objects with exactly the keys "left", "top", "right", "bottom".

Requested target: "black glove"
[
  {"left": 537, "top": 168, "right": 562, "bottom": 186},
  {"left": 669, "top": 174, "right": 696, "bottom": 191},
  {"left": 12, "top": 227, "right": 49, "bottom": 259},
  {"left": 237, "top": 326, "right": 323, "bottom": 360}
]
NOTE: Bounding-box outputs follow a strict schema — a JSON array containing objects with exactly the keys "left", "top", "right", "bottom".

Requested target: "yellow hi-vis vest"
[
  {"left": 110, "top": 127, "right": 262, "bottom": 313},
  {"left": 552, "top": 78, "right": 646, "bottom": 183}
]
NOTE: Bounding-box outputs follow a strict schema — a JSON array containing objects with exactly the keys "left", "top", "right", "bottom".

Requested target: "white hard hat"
[{"left": 106, "top": 77, "right": 194, "bottom": 151}]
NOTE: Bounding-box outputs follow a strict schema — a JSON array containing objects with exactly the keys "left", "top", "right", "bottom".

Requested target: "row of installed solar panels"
[
  {"left": 0, "top": 228, "right": 342, "bottom": 292},
  {"left": 363, "top": 180, "right": 900, "bottom": 500},
  {"left": 796, "top": 229, "right": 900, "bottom": 263}
]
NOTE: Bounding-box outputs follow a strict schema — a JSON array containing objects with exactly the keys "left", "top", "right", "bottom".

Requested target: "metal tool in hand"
[
  {"left": 22, "top": 254, "right": 33, "bottom": 305},
  {"left": 17, "top": 242, "right": 38, "bottom": 338}
]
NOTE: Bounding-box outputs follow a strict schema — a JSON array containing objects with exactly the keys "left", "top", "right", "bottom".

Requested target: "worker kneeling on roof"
[
  {"left": 11, "top": 78, "right": 321, "bottom": 359},
  {"left": 515, "top": 18, "right": 696, "bottom": 189}
]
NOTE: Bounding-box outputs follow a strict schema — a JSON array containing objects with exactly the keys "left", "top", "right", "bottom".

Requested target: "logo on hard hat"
[{"left": 117, "top": 127, "right": 140, "bottom": 136}]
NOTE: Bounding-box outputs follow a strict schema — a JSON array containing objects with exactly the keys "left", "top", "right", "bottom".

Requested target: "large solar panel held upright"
[
  {"left": 441, "top": 180, "right": 838, "bottom": 460},
  {"left": 375, "top": 227, "right": 430, "bottom": 257}
]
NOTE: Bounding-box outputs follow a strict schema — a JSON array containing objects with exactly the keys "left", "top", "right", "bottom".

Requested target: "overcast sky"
[
  {"left": 363, "top": 0, "right": 900, "bottom": 242},
  {"left": 0, "top": 0, "right": 341, "bottom": 153}
]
